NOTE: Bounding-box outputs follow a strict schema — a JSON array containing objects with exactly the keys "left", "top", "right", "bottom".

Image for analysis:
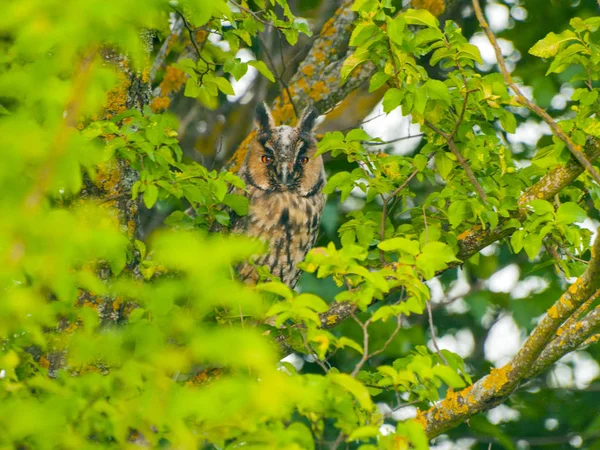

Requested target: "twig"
[
  {"left": 349, "top": 313, "right": 402, "bottom": 378},
  {"left": 257, "top": 33, "right": 299, "bottom": 119},
  {"left": 450, "top": 87, "right": 469, "bottom": 139},
  {"left": 379, "top": 167, "right": 420, "bottom": 263},
  {"left": 362, "top": 133, "right": 425, "bottom": 146},
  {"left": 350, "top": 313, "right": 372, "bottom": 377},
  {"left": 230, "top": 0, "right": 270, "bottom": 26},
  {"left": 369, "top": 314, "right": 403, "bottom": 359},
  {"left": 426, "top": 119, "right": 488, "bottom": 203},
  {"left": 330, "top": 432, "right": 346, "bottom": 450},
  {"left": 426, "top": 300, "right": 449, "bottom": 366},
  {"left": 172, "top": 8, "right": 202, "bottom": 60},
  {"left": 300, "top": 331, "right": 329, "bottom": 374},
  {"left": 150, "top": 15, "right": 184, "bottom": 84},
  {"left": 472, "top": 0, "right": 600, "bottom": 186},
  {"left": 423, "top": 205, "right": 429, "bottom": 244}
]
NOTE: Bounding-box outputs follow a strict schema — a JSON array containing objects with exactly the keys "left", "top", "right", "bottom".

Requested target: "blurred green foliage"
[{"left": 1, "top": 0, "right": 600, "bottom": 449}]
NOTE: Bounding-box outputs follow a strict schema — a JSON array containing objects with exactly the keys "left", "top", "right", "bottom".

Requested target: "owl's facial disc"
[
  {"left": 260, "top": 125, "right": 308, "bottom": 190},
  {"left": 252, "top": 102, "right": 321, "bottom": 193}
]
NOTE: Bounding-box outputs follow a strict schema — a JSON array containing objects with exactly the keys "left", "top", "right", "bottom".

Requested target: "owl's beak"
[{"left": 277, "top": 162, "right": 294, "bottom": 186}]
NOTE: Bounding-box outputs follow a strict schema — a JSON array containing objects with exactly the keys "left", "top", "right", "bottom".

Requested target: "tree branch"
[
  {"left": 308, "top": 137, "right": 600, "bottom": 340},
  {"left": 472, "top": 0, "right": 600, "bottom": 186},
  {"left": 419, "top": 226, "right": 600, "bottom": 438},
  {"left": 425, "top": 119, "right": 487, "bottom": 203}
]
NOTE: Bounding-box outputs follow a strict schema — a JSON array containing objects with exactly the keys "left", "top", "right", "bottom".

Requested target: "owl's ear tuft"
[
  {"left": 297, "top": 105, "right": 319, "bottom": 133},
  {"left": 255, "top": 102, "right": 275, "bottom": 133}
]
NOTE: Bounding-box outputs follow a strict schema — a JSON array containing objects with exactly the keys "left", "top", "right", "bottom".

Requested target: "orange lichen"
[
  {"left": 457, "top": 229, "right": 472, "bottom": 240},
  {"left": 186, "top": 368, "right": 224, "bottom": 386},
  {"left": 271, "top": 101, "right": 296, "bottom": 126},
  {"left": 127, "top": 219, "right": 137, "bottom": 238},
  {"left": 228, "top": 132, "right": 256, "bottom": 172},
  {"left": 412, "top": 0, "right": 446, "bottom": 16},
  {"left": 313, "top": 50, "right": 327, "bottom": 63},
  {"left": 195, "top": 29, "right": 208, "bottom": 44},
  {"left": 112, "top": 296, "right": 124, "bottom": 312},
  {"left": 63, "top": 322, "right": 79, "bottom": 334},
  {"left": 568, "top": 279, "right": 582, "bottom": 294},
  {"left": 78, "top": 364, "right": 103, "bottom": 375},
  {"left": 560, "top": 297, "right": 574, "bottom": 310},
  {"left": 586, "top": 334, "right": 600, "bottom": 344},
  {"left": 141, "top": 65, "right": 151, "bottom": 84},
  {"left": 39, "top": 356, "right": 50, "bottom": 369},
  {"left": 321, "top": 16, "right": 337, "bottom": 37},
  {"left": 159, "top": 66, "right": 187, "bottom": 96},
  {"left": 414, "top": 410, "right": 428, "bottom": 429},
  {"left": 310, "top": 81, "right": 328, "bottom": 101},
  {"left": 104, "top": 71, "right": 130, "bottom": 119},
  {"left": 301, "top": 65, "right": 315, "bottom": 77},
  {"left": 457, "top": 225, "right": 482, "bottom": 240},
  {"left": 150, "top": 96, "right": 171, "bottom": 112},
  {"left": 432, "top": 387, "right": 472, "bottom": 421},
  {"left": 326, "top": 314, "right": 338, "bottom": 325},
  {"left": 95, "top": 159, "right": 121, "bottom": 196},
  {"left": 547, "top": 304, "right": 559, "bottom": 319},
  {"left": 482, "top": 365, "right": 511, "bottom": 391},
  {"left": 295, "top": 77, "right": 309, "bottom": 92}
]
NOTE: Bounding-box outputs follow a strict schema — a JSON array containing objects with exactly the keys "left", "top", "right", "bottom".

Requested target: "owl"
[{"left": 231, "top": 102, "right": 326, "bottom": 288}]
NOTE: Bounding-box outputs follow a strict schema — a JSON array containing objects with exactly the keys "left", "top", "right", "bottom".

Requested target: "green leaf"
[
  {"left": 215, "top": 77, "right": 235, "bottom": 95},
  {"left": 248, "top": 60, "right": 275, "bottom": 82},
  {"left": 556, "top": 202, "right": 587, "bottom": 225},
  {"left": 329, "top": 373, "right": 374, "bottom": 411},
  {"left": 435, "top": 151, "right": 454, "bottom": 179},
  {"left": 416, "top": 241, "right": 458, "bottom": 279},
  {"left": 448, "top": 201, "right": 467, "bottom": 229},
  {"left": 529, "top": 30, "right": 578, "bottom": 58},
  {"left": 523, "top": 233, "right": 543, "bottom": 260},
  {"left": 346, "top": 128, "right": 372, "bottom": 141},
  {"left": 528, "top": 199, "right": 554, "bottom": 215},
  {"left": 500, "top": 111, "right": 517, "bottom": 134},
  {"left": 143, "top": 184, "right": 159, "bottom": 209},
  {"left": 432, "top": 365, "right": 465, "bottom": 389},
  {"left": 294, "top": 293, "right": 328, "bottom": 312},
  {"left": 382, "top": 88, "right": 403, "bottom": 113},
  {"left": 256, "top": 282, "right": 293, "bottom": 299},
  {"left": 223, "top": 193, "right": 249, "bottom": 216},
  {"left": 350, "top": 22, "right": 380, "bottom": 46},
  {"left": 378, "top": 237, "right": 420, "bottom": 255},
  {"left": 340, "top": 48, "right": 369, "bottom": 86},
  {"left": 511, "top": 229, "right": 525, "bottom": 253},
  {"left": 387, "top": 15, "right": 406, "bottom": 45},
  {"left": 424, "top": 79, "right": 451, "bottom": 105},
  {"left": 347, "top": 426, "right": 380, "bottom": 441},
  {"left": 184, "top": 79, "right": 200, "bottom": 98},
  {"left": 403, "top": 8, "right": 439, "bottom": 28},
  {"left": 337, "top": 337, "right": 364, "bottom": 355},
  {"left": 369, "top": 72, "right": 391, "bottom": 92},
  {"left": 457, "top": 43, "right": 483, "bottom": 64}
]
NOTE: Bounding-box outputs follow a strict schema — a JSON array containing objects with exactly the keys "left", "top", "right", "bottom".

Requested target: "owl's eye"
[
  {"left": 300, "top": 156, "right": 309, "bottom": 165},
  {"left": 261, "top": 155, "right": 273, "bottom": 164}
]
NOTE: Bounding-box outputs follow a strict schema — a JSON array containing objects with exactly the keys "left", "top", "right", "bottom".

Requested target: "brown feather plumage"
[{"left": 232, "top": 103, "right": 326, "bottom": 287}]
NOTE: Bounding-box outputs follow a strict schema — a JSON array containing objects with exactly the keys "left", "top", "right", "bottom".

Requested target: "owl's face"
[{"left": 245, "top": 103, "right": 324, "bottom": 196}]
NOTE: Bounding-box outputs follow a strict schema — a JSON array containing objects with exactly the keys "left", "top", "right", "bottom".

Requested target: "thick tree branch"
[
  {"left": 418, "top": 227, "right": 600, "bottom": 438},
  {"left": 528, "top": 297, "right": 600, "bottom": 378}
]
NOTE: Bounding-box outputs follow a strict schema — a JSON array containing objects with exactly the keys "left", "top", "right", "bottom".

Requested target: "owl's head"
[{"left": 245, "top": 102, "right": 324, "bottom": 195}]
